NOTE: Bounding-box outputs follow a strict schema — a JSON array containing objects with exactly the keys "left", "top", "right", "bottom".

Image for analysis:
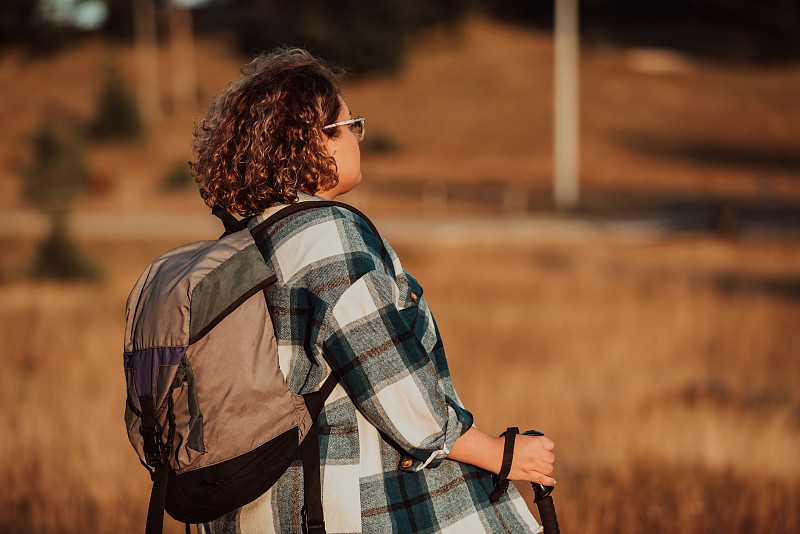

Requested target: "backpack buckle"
[
  {"left": 139, "top": 421, "right": 168, "bottom": 466},
  {"left": 301, "top": 505, "right": 326, "bottom": 534}
]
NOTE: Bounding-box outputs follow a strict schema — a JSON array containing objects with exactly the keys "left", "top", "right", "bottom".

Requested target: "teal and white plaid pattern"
[{"left": 204, "top": 195, "right": 541, "bottom": 533}]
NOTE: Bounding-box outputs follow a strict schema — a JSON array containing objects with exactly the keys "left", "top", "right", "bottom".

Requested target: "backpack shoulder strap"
[
  {"left": 145, "top": 464, "right": 169, "bottom": 534},
  {"left": 300, "top": 372, "right": 338, "bottom": 534},
  {"left": 211, "top": 204, "right": 247, "bottom": 236}
]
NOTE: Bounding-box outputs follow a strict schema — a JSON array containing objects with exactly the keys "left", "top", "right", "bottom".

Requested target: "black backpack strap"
[
  {"left": 303, "top": 373, "right": 339, "bottom": 419},
  {"left": 490, "top": 427, "right": 519, "bottom": 503},
  {"left": 299, "top": 372, "right": 339, "bottom": 534},
  {"left": 211, "top": 205, "right": 258, "bottom": 237},
  {"left": 211, "top": 205, "right": 241, "bottom": 235},
  {"left": 145, "top": 464, "right": 169, "bottom": 534},
  {"left": 139, "top": 394, "right": 176, "bottom": 534},
  {"left": 140, "top": 395, "right": 167, "bottom": 534}
]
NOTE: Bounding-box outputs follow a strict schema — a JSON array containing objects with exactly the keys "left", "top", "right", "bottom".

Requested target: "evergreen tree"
[
  {"left": 90, "top": 63, "right": 143, "bottom": 140},
  {"left": 23, "top": 119, "right": 91, "bottom": 212},
  {"left": 23, "top": 116, "right": 99, "bottom": 281}
]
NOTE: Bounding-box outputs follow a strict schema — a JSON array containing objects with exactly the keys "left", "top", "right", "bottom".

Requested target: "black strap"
[
  {"left": 300, "top": 423, "right": 325, "bottom": 534},
  {"left": 138, "top": 396, "right": 167, "bottom": 466},
  {"left": 138, "top": 394, "right": 176, "bottom": 534},
  {"left": 145, "top": 464, "right": 169, "bottom": 534},
  {"left": 490, "top": 427, "right": 519, "bottom": 503},
  {"left": 299, "top": 373, "right": 338, "bottom": 534},
  {"left": 211, "top": 205, "right": 246, "bottom": 236},
  {"left": 303, "top": 373, "right": 339, "bottom": 419}
]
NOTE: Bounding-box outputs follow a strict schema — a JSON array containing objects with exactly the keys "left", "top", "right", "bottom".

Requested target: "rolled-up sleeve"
[{"left": 312, "top": 219, "right": 473, "bottom": 471}]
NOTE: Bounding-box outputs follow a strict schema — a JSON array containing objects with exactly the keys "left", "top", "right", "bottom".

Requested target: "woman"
[{"left": 191, "top": 48, "right": 555, "bottom": 534}]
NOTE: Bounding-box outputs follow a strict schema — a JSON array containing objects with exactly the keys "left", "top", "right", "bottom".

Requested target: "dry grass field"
[
  {"left": 418, "top": 236, "right": 800, "bottom": 533},
  {"left": 1, "top": 13, "right": 799, "bottom": 534},
  {"left": 0, "top": 230, "right": 798, "bottom": 533}
]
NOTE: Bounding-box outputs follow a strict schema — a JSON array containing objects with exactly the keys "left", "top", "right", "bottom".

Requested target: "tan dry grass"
[
  {"left": 1, "top": 234, "right": 798, "bottom": 532},
  {"left": 395, "top": 235, "right": 800, "bottom": 532}
]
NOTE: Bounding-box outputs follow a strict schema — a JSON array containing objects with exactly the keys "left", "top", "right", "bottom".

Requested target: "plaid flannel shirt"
[{"left": 203, "top": 195, "right": 541, "bottom": 534}]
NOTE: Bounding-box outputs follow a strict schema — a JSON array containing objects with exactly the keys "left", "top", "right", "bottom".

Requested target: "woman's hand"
[
  {"left": 448, "top": 427, "right": 556, "bottom": 486},
  {"left": 507, "top": 433, "right": 556, "bottom": 486}
]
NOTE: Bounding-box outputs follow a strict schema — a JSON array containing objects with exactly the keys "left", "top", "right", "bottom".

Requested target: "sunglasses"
[{"left": 322, "top": 116, "right": 366, "bottom": 142}]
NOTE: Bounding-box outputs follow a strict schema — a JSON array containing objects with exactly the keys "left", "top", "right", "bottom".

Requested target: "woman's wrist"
[{"left": 448, "top": 427, "right": 505, "bottom": 475}]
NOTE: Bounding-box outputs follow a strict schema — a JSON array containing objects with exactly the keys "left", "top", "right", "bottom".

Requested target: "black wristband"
[{"left": 490, "top": 427, "right": 519, "bottom": 503}]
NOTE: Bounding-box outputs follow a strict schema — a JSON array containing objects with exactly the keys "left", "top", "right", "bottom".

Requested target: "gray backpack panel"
[{"left": 124, "top": 227, "right": 311, "bottom": 474}]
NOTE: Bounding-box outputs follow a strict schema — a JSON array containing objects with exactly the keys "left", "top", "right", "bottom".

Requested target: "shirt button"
[
  {"left": 409, "top": 292, "right": 418, "bottom": 303},
  {"left": 400, "top": 457, "right": 414, "bottom": 469}
]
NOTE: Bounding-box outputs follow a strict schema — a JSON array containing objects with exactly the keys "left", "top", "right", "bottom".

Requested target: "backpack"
[{"left": 123, "top": 201, "right": 377, "bottom": 534}]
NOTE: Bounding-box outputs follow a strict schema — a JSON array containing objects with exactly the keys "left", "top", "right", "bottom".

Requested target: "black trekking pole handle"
[{"left": 522, "top": 430, "right": 560, "bottom": 534}]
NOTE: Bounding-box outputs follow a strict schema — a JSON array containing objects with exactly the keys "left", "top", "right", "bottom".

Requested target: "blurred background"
[{"left": 1, "top": 0, "right": 799, "bottom": 532}]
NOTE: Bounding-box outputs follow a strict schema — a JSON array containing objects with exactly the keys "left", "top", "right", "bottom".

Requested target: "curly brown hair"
[{"left": 191, "top": 48, "right": 343, "bottom": 216}]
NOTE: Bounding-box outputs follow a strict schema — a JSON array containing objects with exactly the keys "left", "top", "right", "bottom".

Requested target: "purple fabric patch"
[{"left": 124, "top": 347, "right": 185, "bottom": 400}]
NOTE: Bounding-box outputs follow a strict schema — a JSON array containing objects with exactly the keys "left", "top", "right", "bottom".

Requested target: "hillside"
[{"left": 1, "top": 17, "right": 799, "bottom": 216}]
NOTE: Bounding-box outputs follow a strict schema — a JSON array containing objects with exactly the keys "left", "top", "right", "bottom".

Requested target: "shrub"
[
  {"left": 23, "top": 117, "right": 90, "bottom": 213},
  {"left": 361, "top": 132, "right": 402, "bottom": 155},
  {"left": 90, "top": 63, "right": 142, "bottom": 140},
  {"left": 23, "top": 115, "right": 100, "bottom": 281},
  {"left": 161, "top": 160, "right": 195, "bottom": 191},
  {"left": 30, "top": 214, "right": 100, "bottom": 282}
]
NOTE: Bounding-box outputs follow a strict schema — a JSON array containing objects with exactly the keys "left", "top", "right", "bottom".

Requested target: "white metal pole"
[
  {"left": 554, "top": 0, "right": 580, "bottom": 209},
  {"left": 168, "top": 1, "right": 198, "bottom": 114},
  {"left": 133, "top": 0, "right": 162, "bottom": 128}
]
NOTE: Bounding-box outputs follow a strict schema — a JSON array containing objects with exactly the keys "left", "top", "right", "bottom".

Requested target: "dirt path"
[{"left": 0, "top": 210, "right": 725, "bottom": 244}]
